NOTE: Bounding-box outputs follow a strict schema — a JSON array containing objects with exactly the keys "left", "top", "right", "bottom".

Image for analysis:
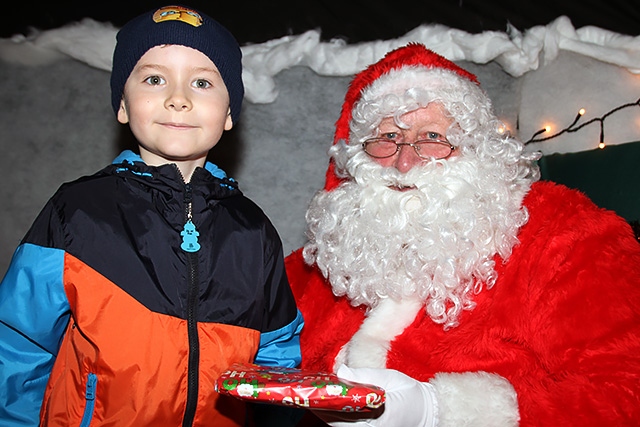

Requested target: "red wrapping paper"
[{"left": 215, "top": 363, "right": 385, "bottom": 412}]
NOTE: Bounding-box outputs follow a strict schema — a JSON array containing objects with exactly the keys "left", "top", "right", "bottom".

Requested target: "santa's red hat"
[{"left": 324, "top": 43, "right": 479, "bottom": 191}]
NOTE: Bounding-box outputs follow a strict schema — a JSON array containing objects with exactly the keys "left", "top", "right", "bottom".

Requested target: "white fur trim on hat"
[{"left": 359, "top": 66, "right": 477, "bottom": 105}]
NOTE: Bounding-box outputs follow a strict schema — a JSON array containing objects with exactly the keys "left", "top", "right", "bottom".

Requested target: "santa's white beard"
[{"left": 303, "top": 153, "right": 530, "bottom": 329}]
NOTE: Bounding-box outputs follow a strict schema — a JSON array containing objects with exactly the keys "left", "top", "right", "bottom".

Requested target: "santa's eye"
[
  {"left": 381, "top": 132, "right": 399, "bottom": 140},
  {"left": 424, "top": 131, "right": 445, "bottom": 141}
]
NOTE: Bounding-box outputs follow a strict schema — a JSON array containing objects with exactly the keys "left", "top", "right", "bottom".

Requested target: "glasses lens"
[
  {"left": 364, "top": 139, "right": 398, "bottom": 158},
  {"left": 414, "top": 141, "right": 453, "bottom": 159}
]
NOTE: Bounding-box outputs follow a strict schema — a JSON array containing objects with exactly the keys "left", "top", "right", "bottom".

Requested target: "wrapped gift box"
[{"left": 215, "top": 363, "right": 385, "bottom": 412}]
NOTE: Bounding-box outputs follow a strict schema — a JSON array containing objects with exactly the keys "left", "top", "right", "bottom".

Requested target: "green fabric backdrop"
[{"left": 538, "top": 141, "right": 640, "bottom": 223}]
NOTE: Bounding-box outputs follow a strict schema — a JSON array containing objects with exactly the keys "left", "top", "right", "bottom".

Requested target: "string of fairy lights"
[
  {"left": 521, "top": 96, "right": 640, "bottom": 241},
  {"left": 524, "top": 97, "right": 640, "bottom": 148}
]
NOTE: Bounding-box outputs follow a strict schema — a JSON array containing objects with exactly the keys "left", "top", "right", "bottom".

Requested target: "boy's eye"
[
  {"left": 193, "top": 79, "right": 212, "bottom": 89},
  {"left": 144, "top": 75, "right": 165, "bottom": 85}
]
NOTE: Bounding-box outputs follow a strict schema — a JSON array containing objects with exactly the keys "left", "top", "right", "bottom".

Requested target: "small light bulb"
[
  {"left": 544, "top": 126, "right": 551, "bottom": 133},
  {"left": 578, "top": 108, "right": 586, "bottom": 116},
  {"left": 598, "top": 142, "right": 606, "bottom": 149}
]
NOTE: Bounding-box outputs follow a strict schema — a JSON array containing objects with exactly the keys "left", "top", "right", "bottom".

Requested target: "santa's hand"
[{"left": 314, "top": 365, "right": 438, "bottom": 427}]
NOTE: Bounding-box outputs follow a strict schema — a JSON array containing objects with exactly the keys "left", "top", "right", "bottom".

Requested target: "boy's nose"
[{"left": 165, "top": 88, "right": 192, "bottom": 111}]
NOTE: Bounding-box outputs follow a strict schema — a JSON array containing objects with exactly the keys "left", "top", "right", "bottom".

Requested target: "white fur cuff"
[{"left": 429, "top": 371, "right": 520, "bottom": 427}]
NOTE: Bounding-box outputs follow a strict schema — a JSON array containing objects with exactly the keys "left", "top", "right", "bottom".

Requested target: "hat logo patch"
[{"left": 152, "top": 6, "right": 203, "bottom": 27}]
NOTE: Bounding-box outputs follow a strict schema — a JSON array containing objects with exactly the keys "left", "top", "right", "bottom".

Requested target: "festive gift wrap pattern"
[{"left": 215, "top": 363, "right": 386, "bottom": 411}]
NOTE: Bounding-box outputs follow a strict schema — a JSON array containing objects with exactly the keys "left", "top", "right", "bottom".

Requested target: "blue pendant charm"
[{"left": 180, "top": 219, "right": 201, "bottom": 252}]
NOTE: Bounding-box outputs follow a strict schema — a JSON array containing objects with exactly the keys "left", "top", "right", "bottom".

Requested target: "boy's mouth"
[{"left": 161, "top": 122, "right": 196, "bottom": 130}]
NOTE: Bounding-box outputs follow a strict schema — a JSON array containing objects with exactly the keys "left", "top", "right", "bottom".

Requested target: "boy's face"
[{"left": 117, "top": 44, "right": 233, "bottom": 169}]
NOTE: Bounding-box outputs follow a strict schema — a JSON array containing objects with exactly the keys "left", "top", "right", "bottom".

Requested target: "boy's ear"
[
  {"left": 117, "top": 99, "right": 129, "bottom": 124},
  {"left": 224, "top": 107, "right": 233, "bottom": 130}
]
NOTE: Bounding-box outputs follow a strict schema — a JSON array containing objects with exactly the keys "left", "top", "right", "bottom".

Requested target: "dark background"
[{"left": 4, "top": 0, "right": 639, "bottom": 43}]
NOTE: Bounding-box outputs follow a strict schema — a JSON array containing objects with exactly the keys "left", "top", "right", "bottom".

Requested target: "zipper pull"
[{"left": 181, "top": 201, "right": 201, "bottom": 253}]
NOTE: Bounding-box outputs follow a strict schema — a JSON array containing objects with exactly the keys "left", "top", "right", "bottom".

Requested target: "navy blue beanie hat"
[{"left": 110, "top": 5, "right": 244, "bottom": 125}]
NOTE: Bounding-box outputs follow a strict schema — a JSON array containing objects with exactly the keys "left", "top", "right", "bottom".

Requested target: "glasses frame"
[{"left": 362, "top": 137, "right": 457, "bottom": 160}]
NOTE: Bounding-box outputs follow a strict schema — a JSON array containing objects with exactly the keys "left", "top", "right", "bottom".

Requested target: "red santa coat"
[{"left": 286, "top": 181, "right": 640, "bottom": 426}]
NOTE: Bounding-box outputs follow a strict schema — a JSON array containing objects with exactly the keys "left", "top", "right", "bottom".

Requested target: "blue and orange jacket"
[{"left": 0, "top": 151, "right": 303, "bottom": 427}]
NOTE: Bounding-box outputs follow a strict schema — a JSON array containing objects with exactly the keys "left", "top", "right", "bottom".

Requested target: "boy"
[{"left": 0, "top": 5, "right": 303, "bottom": 427}]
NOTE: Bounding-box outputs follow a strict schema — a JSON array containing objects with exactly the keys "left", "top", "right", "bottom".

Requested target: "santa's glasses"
[{"left": 362, "top": 137, "right": 456, "bottom": 160}]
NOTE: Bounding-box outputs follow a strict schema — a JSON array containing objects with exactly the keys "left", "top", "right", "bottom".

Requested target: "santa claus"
[{"left": 285, "top": 43, "right": 640, "bottom": 426}]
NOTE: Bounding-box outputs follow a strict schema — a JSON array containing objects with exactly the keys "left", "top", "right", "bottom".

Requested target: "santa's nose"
[{"left": 393, "top": 144, "right": 424, "bottom": 173}]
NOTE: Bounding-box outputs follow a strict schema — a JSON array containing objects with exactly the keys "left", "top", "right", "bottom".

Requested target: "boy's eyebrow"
[
  {"left": 132, "top": 63, "right": 166, "bottom": 73},
  {"left": 133, "top": 63, "right": 221, "bottom": 76},
  {"left": 190, "top": 65, "right": 222, "bottom": 76}
]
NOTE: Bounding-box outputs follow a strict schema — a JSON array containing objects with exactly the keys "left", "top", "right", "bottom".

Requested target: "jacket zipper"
[
  {"left": 181, "top": 182, "right": 201, "bottom": 427},
  {"left": 79, "top": 373, "right": 97, "bottom": 427}
]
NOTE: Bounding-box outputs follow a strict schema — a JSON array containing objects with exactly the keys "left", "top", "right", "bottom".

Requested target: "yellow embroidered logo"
[{"left": 152, "top": 6, "right": 203, "bottom": 27}]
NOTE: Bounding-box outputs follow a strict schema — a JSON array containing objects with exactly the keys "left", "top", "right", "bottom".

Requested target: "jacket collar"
[
  {"left": 111, "top": 150, "right": 240, "bottom": 198},
  {"left": 112, "top": 150, "right": 229, "bottom": 180}
]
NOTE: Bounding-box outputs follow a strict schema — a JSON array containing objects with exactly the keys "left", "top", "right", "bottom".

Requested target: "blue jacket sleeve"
[
  {"left": 253, "top": 216, "right": 304, "bottom": 368},
  {"left": 0, "top": 243, "right": 70, "bottom": 426},
  {"left": 255, "top": 310, "right": 304, "bottom": 368}
]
